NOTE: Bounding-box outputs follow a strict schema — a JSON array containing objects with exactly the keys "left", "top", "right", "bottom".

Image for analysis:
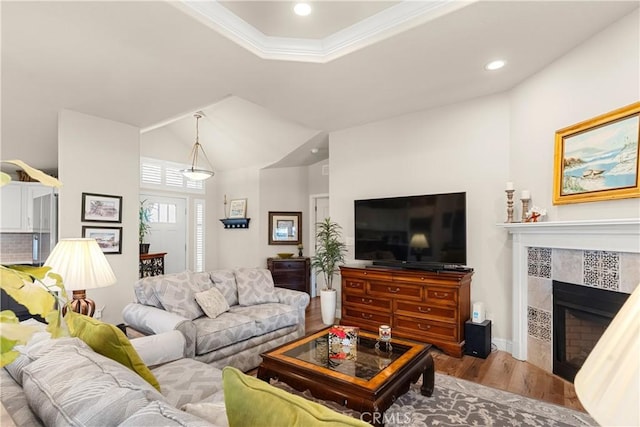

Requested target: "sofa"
[
  {"left": 1, "top": 318, "right": 369, "bottom": 427},
  {"left": 122, "top": 268, "right": 310, "bottom": 372}
]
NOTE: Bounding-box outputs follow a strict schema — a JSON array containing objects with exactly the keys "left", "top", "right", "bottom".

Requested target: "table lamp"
[
  {"left": 409, "top": 233, "right": 429, "bottom": 262},
  {"left": 44, "top": 238, "right": 117, "bottom": 317},
  {"left": 574, "top": 284, "right": 639, "bottom": 426}
]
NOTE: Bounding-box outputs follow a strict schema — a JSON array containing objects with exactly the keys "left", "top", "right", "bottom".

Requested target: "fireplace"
[{"left": 552, "top": 280, "right": 629, "bottom": 382}]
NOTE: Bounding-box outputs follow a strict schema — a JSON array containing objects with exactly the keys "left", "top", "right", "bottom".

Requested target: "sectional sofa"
[{"left": 122, "top": 268, "right": 310, "bottom": 371}]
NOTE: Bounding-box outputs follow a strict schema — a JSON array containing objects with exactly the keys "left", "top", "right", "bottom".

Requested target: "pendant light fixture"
[{"left": 181, "top": 113, "right": 215, "bottom": 181}]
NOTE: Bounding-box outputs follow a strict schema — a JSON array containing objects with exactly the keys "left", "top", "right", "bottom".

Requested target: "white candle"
[
  {"left": 506, "top": 182, "right": 514, "bottom": 191},
  {"left": 521, "top": 190, "right": 530, "bottom": 199}
]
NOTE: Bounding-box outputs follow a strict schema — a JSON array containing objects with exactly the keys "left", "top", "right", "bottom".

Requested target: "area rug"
[{"left": 273, "top": 373, "right": 597, "bottom": 427}]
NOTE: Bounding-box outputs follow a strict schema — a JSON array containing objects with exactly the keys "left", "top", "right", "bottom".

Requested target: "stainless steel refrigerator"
[{"left": 32, "top": 191, "right": 57, "bottom": 266}]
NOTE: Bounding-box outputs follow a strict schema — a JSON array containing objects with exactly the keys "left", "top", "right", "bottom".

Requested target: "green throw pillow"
[
  {"left": 222, "top": 366, "right": 369, "bottom": 427},
  {"left": 65, "top": 311, "right": 161, "bottom": 391}
]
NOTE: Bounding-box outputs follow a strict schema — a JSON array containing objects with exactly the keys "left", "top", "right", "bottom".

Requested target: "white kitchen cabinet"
[{"left": 0, "top": 182, "right": 52, "bottom": 232}]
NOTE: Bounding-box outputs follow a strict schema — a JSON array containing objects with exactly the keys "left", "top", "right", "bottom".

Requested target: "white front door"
[
  {"left": 140, "top": 194, "right": 187, "bottom": 274},
  {"left": 310, "top": 194, "right": 330, "bottom": 296}
]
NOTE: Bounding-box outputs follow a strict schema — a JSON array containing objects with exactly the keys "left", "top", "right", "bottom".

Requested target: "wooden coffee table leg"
[{"left": 420, "top": 353, "right": 434, "bottom": 396}]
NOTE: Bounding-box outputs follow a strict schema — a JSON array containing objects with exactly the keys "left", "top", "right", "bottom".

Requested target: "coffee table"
[{"left": 257, "top": 328, "right": 434, "bottom": 426}]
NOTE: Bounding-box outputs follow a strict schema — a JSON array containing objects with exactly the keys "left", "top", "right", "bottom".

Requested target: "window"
[
  {"left": 194, "top": 199, "right": 205, "bottom": 272},
  {"left": 148, "top": 203, "right": 177, "bottom": 224},
  {"left": 140, "top": 157, "right": 204, "bottom": 193}
]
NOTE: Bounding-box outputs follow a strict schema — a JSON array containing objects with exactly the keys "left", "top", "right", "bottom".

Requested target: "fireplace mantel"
[{"left": 500, "top": 218, "right": 640, "bottom": 360}]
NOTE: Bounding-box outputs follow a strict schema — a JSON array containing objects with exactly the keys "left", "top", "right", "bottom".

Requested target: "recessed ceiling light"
[
  {"left": 485, "top": 60, "right": 506, "bottom": 71},
  {"left": 294, "top": 3, "right": 312, "bottom": 17}
]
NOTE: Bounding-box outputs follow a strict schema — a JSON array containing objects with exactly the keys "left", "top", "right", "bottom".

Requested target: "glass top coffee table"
[{"left": 257, "top": 327, "right": 433, "bottom": 426}]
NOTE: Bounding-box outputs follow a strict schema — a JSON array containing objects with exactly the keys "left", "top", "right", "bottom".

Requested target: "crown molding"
[{"left": 171, "top": 0, "right": 473, "bottom": 63}]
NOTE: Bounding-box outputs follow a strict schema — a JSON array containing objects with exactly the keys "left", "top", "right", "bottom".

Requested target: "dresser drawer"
[
  {"left": 344, "top": 294, "right": 390, "bottom": 312},
  {"left": 367, "top": 281, "right": 423, "bottom": 301},
  {"left": 425, "top": 287, "right": 458, "bottom": 306},
  {"left": 394, "top": 301, "right": 456, "bottom": 322},
  {"left": 271, "top": 260, "right": 306, "bottom": 272},
  {"left": 343, "top": 278, "right": 366, "bottom": 295},
  {"left": 395, "top": 315, "right": 459, "bottom": 341},
  {"left": 343, "top": 307, "right": 391, "bottom": 324}
]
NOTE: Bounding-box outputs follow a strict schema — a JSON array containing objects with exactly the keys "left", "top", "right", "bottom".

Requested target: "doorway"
[
  {"left": 309, "top": 194, "right": 329, "bottom": 296},
  {"left": 140, "top": 194, "right": 187, "bottom": 274}
]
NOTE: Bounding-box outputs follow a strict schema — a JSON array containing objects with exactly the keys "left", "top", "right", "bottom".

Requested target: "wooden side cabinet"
[
  {"left": 139, "top": 252, "right": 167, "bottom": 278},
  {"left": 267, "top": 257, "right": 310, "bottom": 295},
  {"left": 340, "top": 266, "right": 472, "bottom": 358}
]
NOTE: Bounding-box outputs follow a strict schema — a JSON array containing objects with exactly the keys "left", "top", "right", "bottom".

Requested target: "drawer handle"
[
  {"left": 388, "top": 287, "right": 400, "bottom": 293},
  {"left": 418, "top": 306, "right": 431, "bottom": 313},
  {"left": 418, "top": 324, "right": 431, "bottom": 330},
  {"left": 361, "top": 313, "right": 373, "bottom": 319},
  {"left": 349, "top": 283, "right": 360, "bottom": 288},
  {"left": 434, "top": 292, "right": 449, "bottom": 298},
  {"left": 361, "top": 298, "right": 373, "bottom": 304}
]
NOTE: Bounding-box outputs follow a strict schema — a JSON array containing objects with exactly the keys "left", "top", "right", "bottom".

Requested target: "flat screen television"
[{"left": 354, "top": 192, "right": 467, "bottom": 269}]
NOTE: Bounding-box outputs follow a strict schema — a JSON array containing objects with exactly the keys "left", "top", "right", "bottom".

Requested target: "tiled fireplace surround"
[{"left": 503, "top": 219, "right": 640, "bottom": 373}]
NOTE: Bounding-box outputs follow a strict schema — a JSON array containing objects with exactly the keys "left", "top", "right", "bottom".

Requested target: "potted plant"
[
  {"left": 1, "top": 160, "right": 67, "bottom": 366},
  {"left": 139, "top": 201, "right": 152, "bottom": 254},
  {"left": 311, "top": 218, "right": 347, "bottom": 325}
]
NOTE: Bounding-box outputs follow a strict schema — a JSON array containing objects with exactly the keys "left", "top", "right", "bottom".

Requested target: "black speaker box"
[{"left": 465, "top": 319, "right": 491, "bottom": 358}]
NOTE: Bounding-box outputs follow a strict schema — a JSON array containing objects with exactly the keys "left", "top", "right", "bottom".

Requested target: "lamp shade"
[
  {"left": 574, "top": 284, "right": 639, "bottom": 426},
  {"left": 44, "top": 238, "right": 116, "bottom": 291},
  {"left": 409, "top": 233, "right": 429, "bottom": 249}
]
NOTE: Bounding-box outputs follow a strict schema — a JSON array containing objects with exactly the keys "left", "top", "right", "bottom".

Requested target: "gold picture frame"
[{"left": 553, "top": 102, "right": 640, "bottom": 205}]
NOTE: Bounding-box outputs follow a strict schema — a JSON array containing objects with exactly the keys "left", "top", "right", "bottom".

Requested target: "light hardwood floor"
[{"left": 305, "top": 296, "right": 586, "bottom": 413}]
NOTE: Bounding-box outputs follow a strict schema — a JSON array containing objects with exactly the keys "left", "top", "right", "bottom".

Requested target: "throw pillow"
[
  {"left": 65, "top": 311, "right": 161, "bottom": 391},
  {"left": 195, "top": 287, "right": 230, "bottom": 319},
  {"left": 150, "top": 271, "right": 204, "bottom": 320},
  {"left": 234, "top": 268, "right": 279, "bottom": 306},
  {"left": 222, "top": 366, "right": 369, "bottom": 427}
]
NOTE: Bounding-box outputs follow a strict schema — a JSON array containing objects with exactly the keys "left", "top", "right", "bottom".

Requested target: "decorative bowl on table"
[{"left": 277, "top": 253, "right": 294, "bottom": 259}]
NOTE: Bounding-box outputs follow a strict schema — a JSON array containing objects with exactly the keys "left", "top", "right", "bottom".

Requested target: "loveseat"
[
  {"left": 1, "top": 318, "right": 368, "bottom": 427},
  {"left": 1, "top": 319, "right": 227, "bottom": 426},
  {"left": 122, "top": 268, "right": 310, "bottom": 372}
]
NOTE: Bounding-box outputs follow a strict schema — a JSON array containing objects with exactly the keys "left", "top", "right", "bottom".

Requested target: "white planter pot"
[{"left": 320, "top": 289, "right": 337, "bottom": 325}]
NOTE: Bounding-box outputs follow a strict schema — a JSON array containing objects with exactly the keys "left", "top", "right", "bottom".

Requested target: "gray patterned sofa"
[
  {"left": 122, "top": 268, "right": 310, "bottom": 372},
  {"left": 1, "top": 325, "right": 227, "bottom": 426}
]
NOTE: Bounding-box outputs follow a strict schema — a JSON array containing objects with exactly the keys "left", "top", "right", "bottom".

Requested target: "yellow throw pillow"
[
  {"left": 65, "top": 311, "right": 161, "bottom": 391},
  {"left": 222, "top": 366, "right": 369, "bottom": 427}
]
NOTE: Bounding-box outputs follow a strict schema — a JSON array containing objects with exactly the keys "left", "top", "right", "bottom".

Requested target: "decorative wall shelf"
[{"left": 220, "top": 218, "right": 250, "bottom": 229}]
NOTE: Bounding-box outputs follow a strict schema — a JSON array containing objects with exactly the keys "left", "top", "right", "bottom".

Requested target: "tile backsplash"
[{"left": 0, "top": 233, "right": 33, "bottom": 263}]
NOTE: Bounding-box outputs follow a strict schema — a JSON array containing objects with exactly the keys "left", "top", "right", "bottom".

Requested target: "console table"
[
  {"left": 340, "top": 266, "right": 472, "bottom": 357},
  {"left": 139, "top": 252, "right": 167, "bottom": 278},
  {"left": 267, "top": 257, "right": 310, "bottom": 295}
]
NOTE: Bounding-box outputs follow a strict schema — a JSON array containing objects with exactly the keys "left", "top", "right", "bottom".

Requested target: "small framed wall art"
[
  {"left": 228, "top": 199, "right": 248, "bottom": 219},
  {"left": 82, "top": 226, "right": 122, "bottom": 254},
  {"left": 553, "top": 102, "right": 640, "bottom": 205},
  {"left": 268, "top": 211, "right": 302, "bottom": 245},
  {"left": 81, "top": 192, "right": 123, "bottom": 222}
]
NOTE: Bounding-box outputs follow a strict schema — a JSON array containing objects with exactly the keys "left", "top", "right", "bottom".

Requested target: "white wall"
[
  {"left": 330, "top": 95, "right": 512, "bottom": 339},
  {"left": 327, "top": 8, "right": 640, "bottom": 348},
  {"left": 58, "top": 110, "right": 140, "bottom": 324},
  {"left": 510, "top": 9, "right": 640, "bottom": 221}
]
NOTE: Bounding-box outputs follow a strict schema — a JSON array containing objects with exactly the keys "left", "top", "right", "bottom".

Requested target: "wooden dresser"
[
  {"left": 139, "top": 252, "right": 167, "bottom": 278},
  {"left": 267, "top": 257, "right": 310, "bottom": 295},
  {"left": 340, "top": 266, "right": 472, "bottom": 357}
]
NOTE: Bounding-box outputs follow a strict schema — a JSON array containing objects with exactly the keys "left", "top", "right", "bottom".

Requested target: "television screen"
[{"left": 354, "top": 192, "right": 466, "bottom": 266}]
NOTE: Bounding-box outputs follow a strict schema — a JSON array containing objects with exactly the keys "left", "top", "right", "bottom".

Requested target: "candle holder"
[
  {"left": 521, "top": 198, "right": 530, "bottom": 223},
  {"left": 505, "top": 189, "right": 515, "bottom": 223}
]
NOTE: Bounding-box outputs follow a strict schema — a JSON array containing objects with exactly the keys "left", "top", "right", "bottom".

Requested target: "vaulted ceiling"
[{"left": 2, "top": 1, "right": 637, "bottom": 173}]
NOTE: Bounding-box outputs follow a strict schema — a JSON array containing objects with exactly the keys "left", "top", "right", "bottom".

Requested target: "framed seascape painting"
[
  {"left": 228, "top": 199, "right": 248, "bottom": 219},
  {"left": 81, "top": 193, "right": 123, "bottom": 222},
  {"left": 553, "top": 102, "right": 640, "bottom": 205},
  {"left": 82, "top": 226, "right": 122, "bottom": 254},
  {"left": 268, "top": 211, "right": 302, "bottom": 245}
]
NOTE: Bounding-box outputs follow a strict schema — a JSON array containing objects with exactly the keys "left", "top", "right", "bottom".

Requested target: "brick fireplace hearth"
[{"left": 502, "top": 219, "right": 640, "bottom": 374}]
